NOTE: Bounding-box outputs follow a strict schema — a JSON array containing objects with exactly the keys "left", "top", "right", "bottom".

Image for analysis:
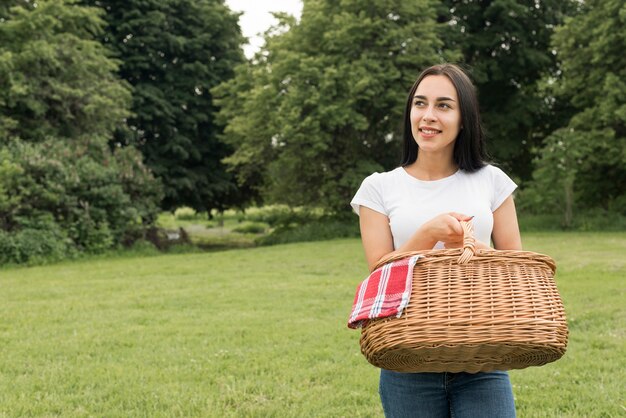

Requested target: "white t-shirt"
[{"left": 350, "top": 165, "right": 517, "bottom": 249}]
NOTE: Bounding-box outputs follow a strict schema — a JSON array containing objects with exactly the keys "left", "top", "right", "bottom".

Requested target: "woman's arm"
[
  {"left": 358, "top": 207, "right": 395, "bottom": 271},
  {"left": 491, "top": 195, "right": 522, "bottom": 250},
  {"left": 358, "top": 207, "right": 471, "bottom": 271}
]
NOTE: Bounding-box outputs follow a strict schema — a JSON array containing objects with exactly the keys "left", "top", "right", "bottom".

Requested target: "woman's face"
[{"left": 409, "top": 75, "right": 462, "bottom": 157}]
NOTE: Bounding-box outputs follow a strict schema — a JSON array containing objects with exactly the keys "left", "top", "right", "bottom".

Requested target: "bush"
[
  {"left": 70, "top": 216, "right": 115, "bottom": 253},
  {"left": 231, "top": 222, "right": 267, "bottom": 234},
  {"left": 569, "top": 209, "right": 626, "bottom": 231},
  {"left": 126, "top": 239, "right": 160, "bottom": 256},
  {"left": 0, "top": 139, "right": 163, "bottom": 264},
  {"left": 256, "top": 219, "right": 359, "bottom": 246},
  {"left": 0, "top": 216, "right": 71, "bottom": 265},
  {"left": 245, "top": 205, "right": 323, "bottom": 228},
  {"left": 517, "top": 210, "right": 626, "bottom": 231},
  {"left": 517, "top": 214, "right": 563, "bottom": 231},
  {"left": 174, "top": 207, "right": 199, "bottom": 221}
]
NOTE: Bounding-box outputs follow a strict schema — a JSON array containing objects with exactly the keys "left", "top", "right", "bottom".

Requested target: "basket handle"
[
  {"left": 457, "top": 220, "right": 476, "bottom": 264},
  {"left": 372, "top": 220, "right": 476, "bottom": 270}
]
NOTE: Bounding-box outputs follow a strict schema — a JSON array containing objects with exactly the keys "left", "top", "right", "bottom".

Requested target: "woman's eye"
[
  {"left": 414, "top": 100, "right": 425, "bottom": 107},
  {"left": 438, "top": 103, "right": 451, "bottom": 109}
]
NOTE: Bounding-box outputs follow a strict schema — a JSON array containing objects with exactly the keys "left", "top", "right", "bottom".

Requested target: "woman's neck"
[{"left": 405, "top": 154, "right": 458, "bottom": 181}]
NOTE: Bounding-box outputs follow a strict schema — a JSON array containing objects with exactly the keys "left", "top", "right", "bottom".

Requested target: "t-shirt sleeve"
[
  {"left": 490, "top": 165, "right": 517, "bottom": 212},
  {"left": 350, "top": 173, "right": 386, "bottom": 216}
]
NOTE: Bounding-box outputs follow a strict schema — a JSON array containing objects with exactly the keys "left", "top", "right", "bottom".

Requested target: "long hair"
[{"left": 400, "top": 64, "right": 487, "bottom": 171}]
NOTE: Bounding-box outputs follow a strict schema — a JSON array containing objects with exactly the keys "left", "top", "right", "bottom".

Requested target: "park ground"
[{"left": 0, "top": 231, "right": 624, "bottom": 417}]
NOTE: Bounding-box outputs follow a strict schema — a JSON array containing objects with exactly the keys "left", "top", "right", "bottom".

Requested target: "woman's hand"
[
  {"left": 359, "top": 209, "right": 478, "bottom": 272},
  {"left": 421, "top": 212, "right": 473, "bottom": 248}
]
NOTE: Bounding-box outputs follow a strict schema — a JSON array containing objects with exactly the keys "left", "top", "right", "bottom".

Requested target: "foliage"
[
  {"left": 436, "top": 0, "right": 579, "bottom": 179},
  {"left": 174, "top": 206, "right": 199, "bottom": 221},
  {"left": 523, "top": 0, "right": 626, "bottom": 226},
  {"left": 231, "top": 222, "right": 267, "bottom": 234},
  {"left": 244, "top": 205, "right": 323, "bottom": 228},
  {"left": 0, "top": 0, "right": 163, "bottom": 263},
  {"left": 0, "top": 215, "right": 71, "bottom": 265},
  {"left": 1, "top": 0, "right": 621, "bottom": 244},
  {"left": 517, "top": 211, "right": 626, "bottom": 232},
  {"left": 0, "top": 234, "right": 624, "bottom": 416},
  {"left": 0, "top": 0, "right": 31, "bottom": 19},
  {"left": 84, "top": 0, "right": 248, "bottom": 213},
  {"left": 255, "top": 218, "right": 359, "bottom": 246},
  {"left": 0, "top": 140, "right": 162, "bottom": 261},
  {"left": 214, "top": 0, "right": 455, "bottom": 213},
  {"left": 0, "top": 0, "right": 132, "bottom": 142}
]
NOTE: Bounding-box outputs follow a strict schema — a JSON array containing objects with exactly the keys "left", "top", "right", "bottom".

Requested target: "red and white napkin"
[{"left": 348, "top": 255, "right": 421, "bottom": 329}]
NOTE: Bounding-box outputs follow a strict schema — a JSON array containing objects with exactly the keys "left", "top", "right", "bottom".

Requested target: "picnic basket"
[{"left": 359, "top": 221, "right": 568, "bottom": 373}]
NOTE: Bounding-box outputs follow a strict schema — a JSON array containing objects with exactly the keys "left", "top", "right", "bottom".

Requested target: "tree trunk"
[{"left": 563, "top": 177, "right": 574, "bottom": 228}]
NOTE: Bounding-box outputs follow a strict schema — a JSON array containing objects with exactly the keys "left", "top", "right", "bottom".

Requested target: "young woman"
[{"left": 350, "top": 64, "right": 521, "bottom": 417}]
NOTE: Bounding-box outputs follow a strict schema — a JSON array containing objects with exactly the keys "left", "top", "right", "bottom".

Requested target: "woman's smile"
[{"left": 418, "top": 126, "right": 442, "bottom": 138}]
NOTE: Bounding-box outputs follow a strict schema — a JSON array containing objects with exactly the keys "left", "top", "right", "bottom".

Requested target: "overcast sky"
[{"left": 225, "top": 0, "right": 303, "bottom": 58}]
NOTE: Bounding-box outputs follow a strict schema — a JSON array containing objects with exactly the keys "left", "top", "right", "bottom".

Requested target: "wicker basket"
[{"left": 359, "top": 222, "right": 568, "bottom": 373}]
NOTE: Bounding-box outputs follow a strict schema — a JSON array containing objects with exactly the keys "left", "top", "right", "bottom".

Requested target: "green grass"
[{"left": 0, "top": 232, "right": 624, "bottom": 417}]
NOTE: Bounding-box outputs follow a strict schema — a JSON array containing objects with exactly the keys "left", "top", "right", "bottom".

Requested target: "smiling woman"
[{"left": 350, "top": 63, "right": 522, "bottom": 417}]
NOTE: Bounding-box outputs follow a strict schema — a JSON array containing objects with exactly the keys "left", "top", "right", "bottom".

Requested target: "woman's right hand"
[{"left": 420, "top": 212, "right": 473, "bottom": 248}]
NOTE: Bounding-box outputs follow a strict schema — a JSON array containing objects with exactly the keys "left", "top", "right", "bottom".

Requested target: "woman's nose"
[{"left": 422, "top": 106, "right": 436, "bottom": 122}]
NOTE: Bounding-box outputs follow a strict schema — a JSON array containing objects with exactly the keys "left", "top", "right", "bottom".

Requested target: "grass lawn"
[{"left": 0, "top": 232, "right": 624, "bottom": 417}]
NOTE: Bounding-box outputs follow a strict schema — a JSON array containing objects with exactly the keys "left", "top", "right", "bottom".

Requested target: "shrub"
[
  {"left": 232, "top": 222, "right": 267, "bottom": 234},
  {"left": 517, "top": 210, "right": 626, "bottom": 231},
  {"left": 174, "top": 207, "right": 199, "bottom": 221},
  {"left": 256, "top": 219, "right": 359, "bottom": 246},
  {"left": 570, "top": 209, "right": 626, "bottom": 231},
  {"left": 0, "top": 139, "right": 163, "bottom": 263},
  {"left": 245, "top": 205, "right": 322, "bottom": 228},
  {"left": 70, "top": 216, "right": 115, "bottom": 253},
  {"left": 0, "top": 216, "right": 71, "bottom": 265},
  {"left": 126, "top": 239, "right": 160, "bottom": 256}
]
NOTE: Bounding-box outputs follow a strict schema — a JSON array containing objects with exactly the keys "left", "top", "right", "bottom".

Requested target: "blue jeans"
[{"left": 379, "top": 369, "right": 516, "bottom": 418}]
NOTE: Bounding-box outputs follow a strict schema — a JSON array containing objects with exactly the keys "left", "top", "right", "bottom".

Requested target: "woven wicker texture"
[{"left": 360, "top": 222, "right": 568, "bottom": 373}]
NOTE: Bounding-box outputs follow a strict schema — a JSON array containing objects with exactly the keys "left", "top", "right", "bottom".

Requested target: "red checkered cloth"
[{"left": 348, "top": 255, "right": 421, "bottom": 329}]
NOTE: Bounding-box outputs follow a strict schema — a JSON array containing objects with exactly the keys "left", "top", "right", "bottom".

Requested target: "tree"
[
  {"left": 436, "top": 0, "right": 578, "bottom": 179},
  {"left": 523, "top": 0, "right": 626, "bottom": 226},
  {"left": 214, "top": 0, "right": 455, "bottom": 214},
  {"left": 0, "top": 0, "right": 162, "bottom": 261},
  {"left": 0, "top": 139, "right": 162, "bottom": 261},
  {"left": 0, "top": 1, "right": 30, "bottom": 19},
  {"left": 0, "top": 0, "right": 132, "bottom": 142},
  {"left": 84, "top": 0, "right": 247, "bottom": 214}
]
